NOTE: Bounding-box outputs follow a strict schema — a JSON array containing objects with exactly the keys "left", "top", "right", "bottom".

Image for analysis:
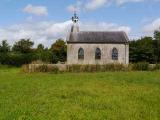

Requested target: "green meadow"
[{"left": 0, "top": 67, "right": 160, "bottom": 120}]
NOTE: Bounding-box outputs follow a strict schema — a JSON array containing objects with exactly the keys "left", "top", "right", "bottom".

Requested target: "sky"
[{"left": 0, "top": 0, "right": 160, "bottom": 47}]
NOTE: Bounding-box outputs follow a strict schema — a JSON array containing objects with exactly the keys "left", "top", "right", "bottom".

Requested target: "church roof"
[{"left": 67, "top": 31, "right": 129, "bottom": 44}]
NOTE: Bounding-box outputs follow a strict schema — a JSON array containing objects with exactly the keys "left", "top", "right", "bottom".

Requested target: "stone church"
[{"left": 67, "top": 13, "right": 129, "bottom": 65}]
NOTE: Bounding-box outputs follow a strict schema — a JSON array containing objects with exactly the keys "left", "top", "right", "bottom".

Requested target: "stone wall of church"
[{"left": 67, "top": 43, "right": 129, "bottom": 65}]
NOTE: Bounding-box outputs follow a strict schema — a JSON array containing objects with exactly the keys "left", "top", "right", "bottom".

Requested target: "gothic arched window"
[
  {"left": 95, "top": 48, "right": 101, "bottom": 60},
  {"left": 112, "top": 48, "right": 118, "bottom": 60},
  {"left": 78, "top": 48, "right": 84, "bottom": 60}
]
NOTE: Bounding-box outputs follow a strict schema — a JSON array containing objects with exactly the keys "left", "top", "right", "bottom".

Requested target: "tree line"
[
  {"left": 0, "top": 39, "right": 67, "bottom": 66},
  {"left": 0, "top": 30, "right": 160, "bottom": 66},
  {"left": 129, "top": 30, "right": 160, "bottom": 64}
]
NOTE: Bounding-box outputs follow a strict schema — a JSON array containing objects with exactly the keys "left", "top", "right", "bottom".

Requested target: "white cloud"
[
  {"left": 85, "top": 0, "right": 108, "bottom": 10},
  {"left": 143, "top": 18, "right": 160, "bottom": 35},
  {"left": 67, "top": 5, "right": 77, "bottom": 13},
  {"left": 116, "top": 0, "right": 144, "bottom": 5},
  {"left": 0, "top": 21, "right": 72, "bottom": 47},
  {"left": 80, "top": 22, "right": 131, "bottom": 34},
  {"left": 23, "top": 4, "right": 48, "bottom": 16},
  {"left": 0, "top": 21, "right": 131, "bottom": 47},
  {"left": 68, "top": 0, "right": 144, "bottom": 11},
  {"left": 67, "top": 1, "right": 82, "bottom": 12}
]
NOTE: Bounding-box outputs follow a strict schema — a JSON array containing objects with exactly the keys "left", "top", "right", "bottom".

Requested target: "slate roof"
[{"left": 67, "top": 31, "right": 129, "bottom": 44}]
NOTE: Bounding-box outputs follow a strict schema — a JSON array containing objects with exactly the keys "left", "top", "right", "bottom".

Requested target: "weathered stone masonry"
[{"left": 67, "top": 43, "right": 129, "bottom": 65}]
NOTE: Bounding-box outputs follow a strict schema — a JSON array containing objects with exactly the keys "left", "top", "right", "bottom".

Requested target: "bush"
[
  {"left": 0, "top": 64, "right": 15, "bottom": 69},
  {"left": 131, "top": 62, "right": 149, "bottom": 71},
  {"left": 0, "top": 53, "right": 37, "bottom": 67}
]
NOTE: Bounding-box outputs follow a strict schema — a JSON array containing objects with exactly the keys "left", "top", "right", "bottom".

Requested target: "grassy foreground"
[{"left": 0, "top": 68, "right": 160, "bottom": 120}]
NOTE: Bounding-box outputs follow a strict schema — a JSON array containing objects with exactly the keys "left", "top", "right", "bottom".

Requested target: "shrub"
[{"left": 0, "top": 53, "right": 37, "bottom": 67}]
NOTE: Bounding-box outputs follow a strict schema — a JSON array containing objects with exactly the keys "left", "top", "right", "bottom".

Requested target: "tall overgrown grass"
[
  {"left": 131, "top": 62, "right": 149, "bottom": 71},
  {"left": 22, "top": 62, "right": 160, "bottom": 73},
  {"left": 22, "top": 64, "right": 59, "bottom": 73},
  {"left": 67, "top": 64, "right": 128, "bottom": 72}
]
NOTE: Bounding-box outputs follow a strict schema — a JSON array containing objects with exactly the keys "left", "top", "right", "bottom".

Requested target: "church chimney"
[{"left": 71, "top": 12, "right": 79, "bottom": 33}]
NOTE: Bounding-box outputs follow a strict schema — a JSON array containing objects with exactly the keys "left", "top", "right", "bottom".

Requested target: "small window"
[
  {"left": 112, "top": 48, "right": 118, "bottom": 60},
  {"left": 78, "top": 48, "right": 84, "bottom": 60},
  {"left": 95, "top": 48, "right": 101, "bottom": 60}
]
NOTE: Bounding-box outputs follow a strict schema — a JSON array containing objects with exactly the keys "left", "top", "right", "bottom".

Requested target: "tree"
[
  {"left": 12, "top": 39, "right": 34, "bottom": 53},
  {"left": 153, "top": 30, "right": 160, "bottom": 63},
  {"left": 10, "top": 39, "right": 36, "bottom": 66},
  {"left": 154, "top": 30, "right": 160, "bottom": 41},
  {"left": 35, "top": 44, "right": 53, "bottom": 63},
  {"left": 37, "top": 44, "right": 44, "bottom": 51},
  {"left": 50, "top": 39, "right": 67, "bottom": 63},
  {"left": 0, "top": 40, "right": 10, "bottom": 65},
  {"left": 0, "top": 40, "right": 10, "bottom": 53},
  {"left": 129, "top": 37, "right": 154, "bottom": 63}
]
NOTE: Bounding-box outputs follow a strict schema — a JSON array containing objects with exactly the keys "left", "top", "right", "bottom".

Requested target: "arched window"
[
  {"left": 95, "top": 48, "right": 101, "bottom": 60},
  {"left": 112, "top": 48, "right": 118, "bottom": 60},
  {"left": 78, "top": 48, "right": 84, "bottom": 60}
]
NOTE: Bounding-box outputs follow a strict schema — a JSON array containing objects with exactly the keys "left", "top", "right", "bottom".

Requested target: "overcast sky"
[{"left": 0, "top": 0, "right": 160, "bottom": 47}]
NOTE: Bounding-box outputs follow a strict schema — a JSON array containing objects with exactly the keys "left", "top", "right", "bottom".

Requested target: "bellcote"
[{"left": 71, "top": 12, "right": 79, "bottom": 33}]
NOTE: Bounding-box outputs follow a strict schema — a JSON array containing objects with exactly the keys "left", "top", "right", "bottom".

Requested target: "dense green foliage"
[
  {"left": 50, "top": 39, "right": 67, "bottom": 63},
  {"left": 0, "top": 67, "right": 159, "bottom": 120},
  {"left": 0, "top": 39, "right": 67, "bottom": 66},
  {"left": 129, "top": 30, "right": 160, "bottom": 63},
  {"left": 0, "top": 30, "right": 160, "bottom": 66}
]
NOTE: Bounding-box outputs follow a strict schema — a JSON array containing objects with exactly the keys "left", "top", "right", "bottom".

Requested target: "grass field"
[{"left": 0, "top": 67, "right": 160, "bottom": 120}]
